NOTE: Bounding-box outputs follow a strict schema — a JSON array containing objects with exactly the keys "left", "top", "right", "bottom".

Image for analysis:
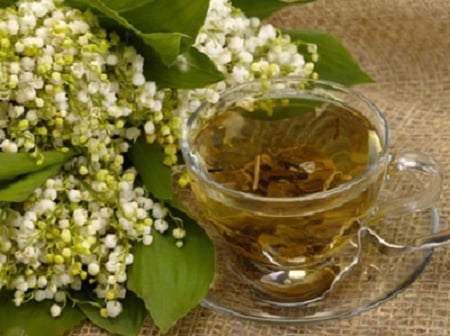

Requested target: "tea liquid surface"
[{"left": 192, "top": 98, "right": 382, "bottom": 195}]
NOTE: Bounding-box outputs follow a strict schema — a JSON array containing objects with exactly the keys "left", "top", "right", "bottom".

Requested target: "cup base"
[
  {"left": 228, "top": 244, "right": 359, "bottom": 307},
  {"left": 252, "top": 266, "right": 341, "bottom": 306}
]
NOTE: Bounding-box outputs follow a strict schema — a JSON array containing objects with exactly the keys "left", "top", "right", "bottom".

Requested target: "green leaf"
[
  {"left": 231, "top": 0, "right": 316, "bottom": 19},
  {"left": 113, "top": 0, "right": 209, "bottom": 40},
  {"left": 138, "top": 33, "right": 184, "bottom": 67},
  {"left": 0, "top": 163, "right": 63, "bottom": 202},
  {"left": 145, "top": 47, "right": 225, "bottom": 89},
  {"left": 0, "top": 290, "right": 85, "bottom": 336},
  {"left": 128, "top": 136, "right": 173, "bottom": 201},
  {"left": 66, "top": 0, "right": 209, "bottom": 66},
  {"left": 0, "top": 150, "right": 75, "bottom": 181},
  {"left": 86, "top": 0, "right": 158, "bottom": 12},
  {"left": 127, "top": 209, "right": 215, "bottom": 334},
  {"left": 0, "top": 0, "right": 15, "bottom": 8},
  {"left": 286, "top": 29, "right": 374, "bottom": 86},
  {"left": 77, "top": 291, "right": 147, "bottom": 336},
  {"left": 64, "top": 0, "right": 223, "bottom": 87}
]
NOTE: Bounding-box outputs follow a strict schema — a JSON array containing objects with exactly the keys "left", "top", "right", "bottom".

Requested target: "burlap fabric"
[{"left": 67, "top": 0, "right": 450, "bottom": 335}]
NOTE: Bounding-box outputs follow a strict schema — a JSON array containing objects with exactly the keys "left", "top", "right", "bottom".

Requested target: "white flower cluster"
[
  {"left": 0, "top": 0, "right": 179, "bottom": 318},
  {"left": 0, "top": 168, "right": 166, "bottom": 317},
  {"left": 171, "top": 0, "right": 317, "bottom": 121},
  {"left": 0, "top": 0, "right": 166, "bottom": 161}
]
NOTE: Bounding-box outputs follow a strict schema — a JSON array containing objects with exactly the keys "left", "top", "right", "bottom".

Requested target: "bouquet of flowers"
[{"left": 0, "top": 0, "right": 371, "bottom": 334}]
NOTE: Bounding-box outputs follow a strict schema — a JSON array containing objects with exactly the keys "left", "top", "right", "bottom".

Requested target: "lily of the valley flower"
[{"left": 0, "top": 0, "right": 164, "bottom": 318}]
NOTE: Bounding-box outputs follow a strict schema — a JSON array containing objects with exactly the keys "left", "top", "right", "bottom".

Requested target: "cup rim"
[{"left": 181, "top": 76, "right": 390, "bottom": 203}]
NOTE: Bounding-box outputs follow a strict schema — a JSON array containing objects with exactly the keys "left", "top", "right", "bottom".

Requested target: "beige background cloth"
[{"left": 68, "top": 0, "right": 450, "bottom": 335}]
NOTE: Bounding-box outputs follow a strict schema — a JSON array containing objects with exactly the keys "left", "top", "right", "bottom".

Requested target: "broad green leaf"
[
  {"left": 146, "top": 47, "right": 225, "bottom": 89},
  {"left": 139, "top": 33, "right": 184, "bottom": 67},
  {"left": 286, "top": 29, "right": 374, "bottom": 86},
  {"left": 65, "top": 0, "right": 224, "bottom": 86},
  {"left": 0, "top": 150, "right": 75, "bottom": 181},
  {"left": 90, "top": 0, "right": 157, "bottom": 12},
  {"left": 127, "top": 209, "right": 215, "bottom": 334},
  {"left": 114, "top": 0, "right": 209, "bottom": 39},
  {"left": 0, "top": 290, "right": 85, "bottom": 336},
  {"left": 0, "top": 0, "right": 14, "bottom": 7},
  {"left": 65, "top": 0, "right": 183, "bottom": 65},
  {"left": 66, "top": 0, "right": 209, "bottom": 66},
  {"left": 0, "top": 163, "right": 62, "bottom": 202},
  {"left": 128, "top": 136, "right": 173, "bottom": 201},
  {"left": 77, "top": 291, "right": 147, "bottom": 336},
  {"left": 231, "top": 0, "right": 316, "bottom": 19}
]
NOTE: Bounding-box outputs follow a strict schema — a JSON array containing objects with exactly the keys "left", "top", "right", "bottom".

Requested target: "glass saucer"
[{"left": 201, "top": 206, "right": 439, "bottom": 323}]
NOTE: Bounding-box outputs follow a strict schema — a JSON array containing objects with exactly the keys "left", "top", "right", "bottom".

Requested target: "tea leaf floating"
[{"left": 212, "top": 146, "right": 351, "bottom": 197}]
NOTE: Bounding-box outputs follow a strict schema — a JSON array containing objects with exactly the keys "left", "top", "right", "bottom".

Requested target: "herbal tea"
[
  {"left": 189, "top": 98, "right": 385, "bottom": 267},
  {"left": 184, "top": 78, "right": 441, "bottom": 304}
]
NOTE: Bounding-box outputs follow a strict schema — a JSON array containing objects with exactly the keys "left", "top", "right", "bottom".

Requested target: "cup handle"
[{"left": 374, "top": 151, "right": 443, "bottom": 220}]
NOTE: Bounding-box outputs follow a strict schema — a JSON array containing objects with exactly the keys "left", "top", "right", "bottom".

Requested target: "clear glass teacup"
[{"left": 181, "top": 77, "right": 442, "bottom": 305}]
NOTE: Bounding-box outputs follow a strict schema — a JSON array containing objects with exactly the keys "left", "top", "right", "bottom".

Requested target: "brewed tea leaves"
[{"left": 211, "top": 146, "right": 351, "bottom": 197}]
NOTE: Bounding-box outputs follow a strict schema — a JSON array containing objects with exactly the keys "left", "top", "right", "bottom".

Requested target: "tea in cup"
[{"left": 181, "top": 77, "right": 442, "bottom": 304}]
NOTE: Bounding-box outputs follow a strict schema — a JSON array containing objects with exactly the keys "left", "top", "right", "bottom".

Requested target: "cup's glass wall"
[{"left": 182, "top": 77, "right": 390, "bottom": 302}]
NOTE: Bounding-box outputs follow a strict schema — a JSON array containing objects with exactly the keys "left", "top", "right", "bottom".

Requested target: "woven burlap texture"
[{"left": 67, "top": 0, "right": 450, "bottom": 335}]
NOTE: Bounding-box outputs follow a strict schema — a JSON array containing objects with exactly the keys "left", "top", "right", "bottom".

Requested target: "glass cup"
[{"left": 181, "top": 77, "right": 442, "bottom": 305}]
